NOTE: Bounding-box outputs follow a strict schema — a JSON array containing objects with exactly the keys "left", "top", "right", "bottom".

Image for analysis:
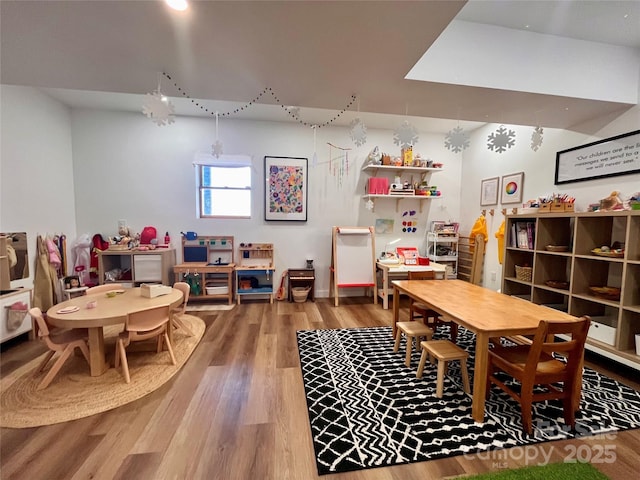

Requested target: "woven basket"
[
  {"left": 514, "top": 265, "right": 532, "bottom": 282},
  {"left": 292, "top": 287, "right": 311, "bottom": 303}
]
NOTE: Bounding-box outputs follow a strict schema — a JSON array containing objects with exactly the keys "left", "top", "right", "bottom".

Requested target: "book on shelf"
[{"left": 514, "top": 222, "right": 535, "bottom": 249}]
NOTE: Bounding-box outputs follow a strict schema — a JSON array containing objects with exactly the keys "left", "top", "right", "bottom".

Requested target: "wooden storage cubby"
[
  {"left": 98, "top": 248, "right": 176, "bottom": 286},
  {"left": 502, "top": 210, "right": 640, "bottom": 370},
  {"left": 173, "top": 236, "right": 235, "bottom": 304}
]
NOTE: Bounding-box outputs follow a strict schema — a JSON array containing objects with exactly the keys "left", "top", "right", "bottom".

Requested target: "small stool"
[
  {"left": 416, "top": 340, "right": 470, "bottom": 398},
  {"left": 394, "top": 322, "right": 434, "bottom": 367}
]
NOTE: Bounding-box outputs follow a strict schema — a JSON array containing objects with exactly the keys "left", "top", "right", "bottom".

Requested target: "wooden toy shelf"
[
  {"left": 173, "top": 236, "right": 235, "bottom": 304},
  {"left": 236, "top": 243, "right": 275, "bottom": 304}
]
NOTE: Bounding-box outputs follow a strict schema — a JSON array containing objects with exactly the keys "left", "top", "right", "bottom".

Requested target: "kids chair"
[
  {"left": 408, "top": 270, "right": 458, "bottom": 342},
  {"left": 171, "top": 282, "right": 194, "bottom": 337},
  {"left": 30, "top": 307, "right": 90, "bottom": 390},
  {"left": 115, "top": 305, "right": 176, "bottom": 383},
  {"left": 486, "top": 317, "right": 590, "bottom": 435}
]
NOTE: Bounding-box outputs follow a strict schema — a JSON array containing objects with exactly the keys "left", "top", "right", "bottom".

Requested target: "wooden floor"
[{"left": 1, "top": 297, "right": 639, "bottom": 479}]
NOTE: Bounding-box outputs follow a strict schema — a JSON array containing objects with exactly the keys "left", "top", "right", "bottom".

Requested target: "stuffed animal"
[{"left": 600, "top": 191, "right": 623, "bottom": 211}]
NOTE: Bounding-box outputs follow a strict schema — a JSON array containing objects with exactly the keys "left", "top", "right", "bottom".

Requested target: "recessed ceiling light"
[{"left": 165, "top": 0, "right": 188, "bottom": 11}]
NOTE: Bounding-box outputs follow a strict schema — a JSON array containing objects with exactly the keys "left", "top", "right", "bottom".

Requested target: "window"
[{"left": 194, "top": 154, "right": 252, "bottom": 218}]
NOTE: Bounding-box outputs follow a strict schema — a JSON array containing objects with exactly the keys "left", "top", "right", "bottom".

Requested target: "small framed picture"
[
  {"left": 480, "top": 177, "right": 499, "bottom": 206},
  {"left": 501, "top": 172, "right": 524, "bottom": 204}
]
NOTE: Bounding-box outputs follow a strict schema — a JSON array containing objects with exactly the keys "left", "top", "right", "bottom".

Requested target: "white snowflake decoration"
[
  {"left": 349, "top": 118, "right": 367, "bottom": 146},
  {"left": 142, "top": 90, "right": 175, "bottom": 126},
  {"left": 365, "top": 199, "right": 374, "bottom": 211},
  {"left": 212, "top": 140, "right": 223, "bottom": 158},
  {"left": 487, "top": 125, "right": 515, "bottom": 153},
  {"left": 530, "top": 126, "right": 544, "bottom": 152},
  {"left": 444, "top": 126, "right": 470, "bottom": 153},
  {"left": 393, "top": 120, "right": 419, "bottom": 149}
]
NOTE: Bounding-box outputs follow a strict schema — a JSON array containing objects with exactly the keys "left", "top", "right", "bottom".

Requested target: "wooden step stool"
[
  {"left": 393, "top": 321, "right": 433, "bottom": 367},
  {"left": 416, "top": 340, "right": 471, "bottom": 398}
]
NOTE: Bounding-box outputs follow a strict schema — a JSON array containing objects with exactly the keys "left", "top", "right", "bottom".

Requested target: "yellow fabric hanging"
[
  {"left": 470, "top": 215, "right": 488, "bottom": 243},
  {"left": 495, "top": 220, "right": 505, "bottom": 264}
]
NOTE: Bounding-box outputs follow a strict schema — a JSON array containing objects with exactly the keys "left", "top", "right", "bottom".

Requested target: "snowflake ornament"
[
  {"left": 212, "top": 140, "right": 223, "bottom": 158},
  {"left": 365, "top": 199, "right": 374, "bottom": 211},
  {"left": 530, "top": 126, "right": 544, "bottom": 152},
  {"left": 487, "top": 125, "right": 516, "bottom": 153},
  {"left": 393, "top": 120, "right": 419, "bottom": 149},
  {"left": 142, "top": 90, "right": 175, "bottom": 126},
  {"left": 444, "top": 126, "right": 470, "bottom": 153},
  {"left": 349, "top": 118, "right": 367, "bottom": 146}
]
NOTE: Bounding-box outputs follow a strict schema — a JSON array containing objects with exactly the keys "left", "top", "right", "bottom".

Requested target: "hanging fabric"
[
  {"left": 33, "top": 235, "right": 56, "bottom": 311},
  {"left": 495, "top": 220, "right": 505, "bottom": 264},
  {"left": 470, "top": 214, "right": 489, "bottom": 243}
]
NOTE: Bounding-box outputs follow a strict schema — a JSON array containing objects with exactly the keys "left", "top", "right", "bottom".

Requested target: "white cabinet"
[
  {"left": 1, "top": 288, "right": 32, "bottom": 343},
  {"left": 426, "top": 232, "right": 458, "bottom": 278},
  {"left": 361, "top": 165, "right": 443, "bottom": 212}
]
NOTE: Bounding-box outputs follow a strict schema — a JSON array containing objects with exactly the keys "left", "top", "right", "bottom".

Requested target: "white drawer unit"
[
  {"left": 133, "top": 254, "right": 162, "bottom": 282},
  {"left": 1, "top": 288, "right": 32, "bottom": 343}
]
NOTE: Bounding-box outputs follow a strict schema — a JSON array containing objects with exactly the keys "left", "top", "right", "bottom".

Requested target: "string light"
[{"left": 161, "top": 72, "right": 357, "bottom": 129}]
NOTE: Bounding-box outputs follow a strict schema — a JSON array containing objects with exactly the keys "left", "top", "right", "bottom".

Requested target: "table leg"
[
  {"left": 392, "top": 285, "right": 400, "bottom": 338},
  {"left": 471, "top": 331, "right": 490, "bottom": 423},
  {"left": 382, "top": 269, "right": 389, "bottom": 309},
  {"left": 87, "top": 327, "right": 109, "bottom": 376}
]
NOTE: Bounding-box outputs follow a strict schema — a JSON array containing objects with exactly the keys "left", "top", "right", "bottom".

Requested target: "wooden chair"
[
  {"left": 171, "top": 282, "right": 194, "bottom": 337},
  {"left": 408, "top": 270, "right": 457, "bottom": 342},
  {"left": 30, "top": 307, "right": 90, "bottom": 390},
  {"left": 114, "top": 305, "right": 176, "bottom": 383},
  {"left": 486, "top": 316, "right": 591, "bottom": 435},
  {"left": 457, "top": 234, "right": 485, "bottom": 285},
  {"left": 85, "top": 283, "right": 124, "bottom": 295},
  {"left": 416, "top": 339, "right": 470, "bottom": 398}
]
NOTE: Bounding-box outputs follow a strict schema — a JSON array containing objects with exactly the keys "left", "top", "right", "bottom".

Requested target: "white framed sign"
[{"left": 555, "top": 130, "right": 640, "bottom": 185}]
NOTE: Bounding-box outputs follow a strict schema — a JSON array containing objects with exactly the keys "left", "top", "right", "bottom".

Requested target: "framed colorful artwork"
[
  {"left": 480, "top": 177, "right": 499, "bottom": 206},
  {"left": 501, "top": 172, "right": 524, "bottom": 204},
  {"left": 264, "top": 156, "right": 308, "bottom": 221}
]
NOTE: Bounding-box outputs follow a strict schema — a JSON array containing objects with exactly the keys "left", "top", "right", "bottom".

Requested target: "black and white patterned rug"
[{"left": 296, "top": 326, "right": 640, "bottom": 475}]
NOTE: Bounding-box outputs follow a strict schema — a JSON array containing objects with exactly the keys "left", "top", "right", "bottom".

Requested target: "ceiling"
[{"left": 1, "top": 0, "right": 639, "bottom": 133}]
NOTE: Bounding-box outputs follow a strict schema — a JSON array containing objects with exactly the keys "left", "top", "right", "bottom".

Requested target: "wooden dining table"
[
  {"left": 392, "top": 279, "right": 578, "bottom": 423},
  {"left": 46, "top": 287, "right": 183, "bottom": 376}
]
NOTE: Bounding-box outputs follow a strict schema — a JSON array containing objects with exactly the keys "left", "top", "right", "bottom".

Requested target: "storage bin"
[
  {"left": 5, "top": 307, "right": 28, "bottom": 331},
  {"left": 206, "top": 286, "right": 229, "bottom": 295},
  {"left": 133, "top": 255, "right": 162, "bottom": 282},
  {"left": 514, "top": 265, "right": 532, "bottom": 282},
  {"left": 588, "top": 318, "right": 616, "bottom": 346},
  {"left": 292, "top": 287, "right": 311, "bottom": 303}
]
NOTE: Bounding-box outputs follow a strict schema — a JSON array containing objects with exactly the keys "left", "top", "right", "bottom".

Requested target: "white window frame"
[{"left": 193, "top": 153, "right": 252, "bottom": 219}]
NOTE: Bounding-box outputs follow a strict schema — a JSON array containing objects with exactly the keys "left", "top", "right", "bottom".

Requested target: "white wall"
[
  {"left": 69, "top": 107, "right": 463, "bottom": 296},
  {"left": 459, "top": 106, "right": 640, "bottom": 291},
  {"left": 0, "top": 85, "right": 76, "bottom": 289},
  {"left": 2, "top": 85, "right": 638, "bottom": 297}
]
